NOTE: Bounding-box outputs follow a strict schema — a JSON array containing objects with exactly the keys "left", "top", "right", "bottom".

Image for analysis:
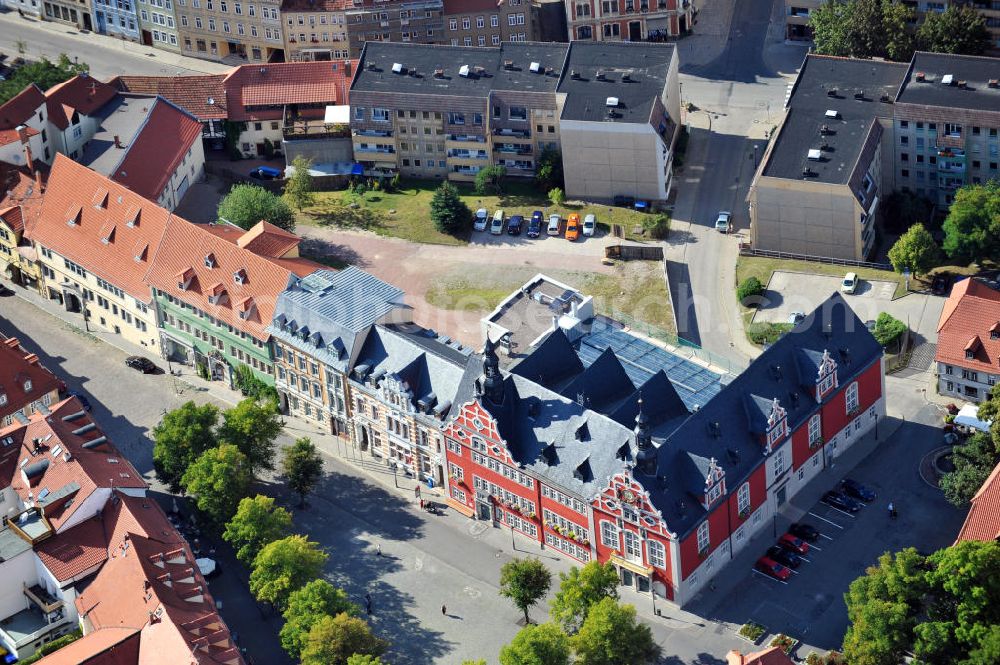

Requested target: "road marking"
[
  {"left": 807, "top": 544, "right": 822, "bottom": 552},
  {"left": 787, "top": 569, "right": 800, "bottom": 575},
  {"left": 808, "top": 511, "right": 845, "bottom": 529},
  {"left": 825, "top": 505, "right": 856, "bottom": 518},
  {"left": 797, "top": 556, "right": 811, "bottom": 563},
  {"left": 752, "top": 570, "right": 789, "bottom": 585},
  {"left": 820, "top": 533, "right": 834, "bottom": 541}
]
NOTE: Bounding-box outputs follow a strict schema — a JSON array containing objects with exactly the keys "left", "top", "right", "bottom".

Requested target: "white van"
[
  {"left": 547, "top": 214, "right": 561, "bottom": 236},
  {"left": 490, "top": 209, "right": 505, "bottom": 235}
]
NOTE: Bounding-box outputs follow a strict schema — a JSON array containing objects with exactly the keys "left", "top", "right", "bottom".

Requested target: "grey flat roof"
[
  {"left": 79, "top": 94, "right": 155, "bottom": 178},
  {"left": 897, "top": 52, "right": 1000, "bottom": 113},
  {"left": 557, "top": 41, "right": 674, "bottom": 125},
  {"left": 763, "top": 55, "right": 907, "bottom": 185},
  {"left": 0, "top": 525, "right": 31, "bottom": 563}
]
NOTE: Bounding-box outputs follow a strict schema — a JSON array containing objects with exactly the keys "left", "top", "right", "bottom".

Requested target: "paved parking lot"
[{"left": 467, "top": 223, "right": 613, "bottom": 257}]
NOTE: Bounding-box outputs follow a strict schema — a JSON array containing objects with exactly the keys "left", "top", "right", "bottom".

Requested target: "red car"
[
  {"left": 755, "top": 556, "right": 791, "bottom": 581},
  {"left": 778, "top": 533, "right": 810, "bottom": 555}
]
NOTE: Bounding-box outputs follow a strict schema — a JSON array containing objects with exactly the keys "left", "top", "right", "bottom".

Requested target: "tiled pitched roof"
[
  {"left": 111, "top": 98, "right": 202, "bottom": 201},
  {"left": 0, "top": 162, "right": 46, "bottom": 235},
  {"left": 0, "top": 124, "right": 38, "bottom": 147},
  {"left": 236, "top": 220, "right": 300, "bottom": 257},
  {"left": 955, "top": 460, "right": 1000, "bottom": 543},
  {"left": 29, "top": 154, "right": 172, "bottom": 301},
  {"left": 223, "top": 61, "right": 355, "bottom": 121},
  {"left": 0, "top": 336, "right": 61, "bottom": 420},
  {"left": 34, "top": 514, "right": 109, "bottom": 582},
  {"left": 0, "top": 83, "right": 46, "bottom": 130},
  {"left": 145, "top": 218, "right": 300, "bottom": 341},
  {"left": 34, "top": 627, "right": 141, "bottom": 665},
  {"left": 110, "top": 74, "right": 229, "bottom": 120},
  {"left": 727, "top": 646, "right": 796, "bottom": 665},
  {"left": 935, "top": 278, "right": 1000, "bottom": 373},
  {"left": 45, "top": 75, "right": 118, "bottom": 130}
]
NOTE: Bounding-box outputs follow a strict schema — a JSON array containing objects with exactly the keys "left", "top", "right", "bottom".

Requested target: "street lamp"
[{"left": 392, "top": 462, "right": 398, "bottom": 488}]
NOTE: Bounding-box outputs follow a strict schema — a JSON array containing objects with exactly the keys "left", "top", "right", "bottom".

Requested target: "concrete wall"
[
  {"left": 283, "top": 136, "right": 354, "bottom": 167},
  {"left": 0, "top": 548, "right": 36, "bottom": 626},
  {"left": 560, "top": 120, "right": 667, "bottom": 202}
]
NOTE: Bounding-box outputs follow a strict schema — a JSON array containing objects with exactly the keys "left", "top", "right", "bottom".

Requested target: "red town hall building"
[{"left": 443, "top": 293, "right": 885, "bottom": 605}]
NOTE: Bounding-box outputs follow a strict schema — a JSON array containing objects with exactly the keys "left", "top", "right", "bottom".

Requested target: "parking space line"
[
  {"left": 808, "top": 511, "right": 845, "bottom": 529},
  {"left": 808, "top": 544, "right": 822, "bottom": 552},
  {"left": 787, "top": 569, "right": 800, "bottom": 575},
  {"left": 751, "top": 570, "right": 789, "bottom": 585},
  {"left": 820, "top": 533, "right": 834, "bottom": 541},
  {"left": 827, "top": 505, "right": 856, "bottom": 518},
  {"left": 797, "top": 557, "right": 810, "bottom": 563}
]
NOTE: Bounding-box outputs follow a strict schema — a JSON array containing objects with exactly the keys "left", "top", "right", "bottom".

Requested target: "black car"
[
  {"left": 507, "top": 215, "right": 524, "bottom": 236},
  {"left": 767, "top": 545, "right": 802, "bottom": 569},
  {"left": 125, "top": 356, "right": 157, "bottom": 374},
  {"left": 69, "top": 392, "right": 92, "bottom": 412},
  {"left": 841, "top": 478, "right": 877, "bottom": 502},
  {"left": 822, "top": 490, "right": 862, "bottom": 513},
  {"left": 613, "top": 195, "right": 635, "bottom": 208},
  {"left": 789, "top": 522, "right": 820, "bottom": 542},
  {"left": 527, "top": 211, "right": 543, "bottom": 238},
  {"left": 931, "top": 273, "right": 953, "bottom": 296}
]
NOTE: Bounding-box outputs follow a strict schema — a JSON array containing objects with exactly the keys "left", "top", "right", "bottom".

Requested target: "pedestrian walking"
[
  {"left": 420, "top": 498, "right": 424, "bottom": 509},
  {"left": 441, "top": 604, "right": 447, "bottom": 616},
  {"left": 888, "top": 501, "right": 895, "bottom": 519}
]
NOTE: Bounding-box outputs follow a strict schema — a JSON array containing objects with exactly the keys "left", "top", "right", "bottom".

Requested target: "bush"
[
  {"left": 747, "top": 322, "right": 792, "bottom": 345},
  {"left": 738, "top": 622, "right": 766, "bottom": 643},
  {"left": 806, "top": 652, "right": 846, "bottom": 665},
  {"left": 643, "top": 214, "right": 671, "bottom": 240},
  {"left": 873, "top": 312, "right": 907, "bottom": 348},
  {"left": 770, "top": 633, "right": 796, "bottom": 655},
  {"left": 737, "top": 277, "right": 765, "bottom": 304},
  {"left": 549, "top": 187, "right": 565, "bottom": 206},
  {"left": 18, "top": 630, "right": 83, "bottom": 664}
]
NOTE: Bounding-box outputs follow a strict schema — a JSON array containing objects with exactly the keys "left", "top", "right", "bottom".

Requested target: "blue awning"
[{"left": 351, "top": 163, "right": 364, "bottom": 176}]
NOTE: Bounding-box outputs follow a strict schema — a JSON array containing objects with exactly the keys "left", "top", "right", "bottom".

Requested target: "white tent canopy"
[
  {"left": 955, "top": 404, "right": 992, "bottom": 433},
  {"left": 324, "top": 105, "right": 350, "bottom": 125}
]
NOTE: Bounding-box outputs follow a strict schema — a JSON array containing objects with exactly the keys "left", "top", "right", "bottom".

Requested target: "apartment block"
[
  {"left": 350, "top": 40, "right": 679, "bottom": 202},
  {"left": 91, "top": 0, "right": 141, "bottom": 41},
  {"left": 442, "top": 0, "right": 538, "bottom": 47},
  {"left": 281, "top": 0, "right": 351, "bottom": 61},
  {"left": 784, "top": 0, "right": 822, "bottom": 41},
  {"left": 176, "top": 0, "right": 284, "bottom": 62},
  {"left": 565, "top": 0, "right": 694, "bottom": 42},
  {"left": 935, "top": 277, "right": 1000, "bottom": 403},
  {"left": 345, "top": 0, "right": 445, "bottom": 56},
  {"left": 136, "top": 0, "right": 181, "bottom": 50}
]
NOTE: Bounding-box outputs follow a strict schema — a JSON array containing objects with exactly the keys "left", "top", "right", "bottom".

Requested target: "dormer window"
[
  {"left": 816, "top": 349, "right": 838, "bottom": 402},
  {"left": 233, "top": 269, "right": 247, "bottom": 285},
  {"left": 0, "top": 393, "right": 7, "bottom": 406},
  {"left": 176, "top": 268, "right": 194, "bottom": 291},
  {"left": 24, "top": 379, "right": 32, "bottom": 393},
  {"left": 204, "top": 253, "right": 216, "bottom": 268},
  {"left": 765, "top": 398, "right": 786, "bottom": 453},
  {"left": 966, "top": 349, "right": 975, "bottom": 360},
  {"left": 703, "top": 457, "right": 725, "bottom": 508}
]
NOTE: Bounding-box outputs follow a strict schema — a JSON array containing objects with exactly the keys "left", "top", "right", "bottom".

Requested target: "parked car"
[
  {"left": 473, "top": 208, "right": 489, "bottom": 231},
  {"left": 583, "top": 213, "right": 597, "bottom": 237},
  {"left": 634, "top": 200, "right": 650, "bottom": 213},
  {"left": 755, "top": 556, "right": 791, "bottom": 581},
  {"left": 932, "top": 273, "right": 953, "bottom": 296},
  {"left": 125, "top": 356, "right": 157, "bottom": 374},
  {"left": 789, "top": 522, "right": 820, "bottom": 541},
  {"left": 778, "top": 533, "right": 810, "bottom": 555},
  {"left": 248, "top": 166, "right": 282, "bottom": 180},
  {"left": 841, "top": 272, "right": 859, "bottom": 294},
  {"left": 822, "top": 490, "right": 862, "bottom": 513},
  {"left": 841, "top": 478, "right": 877, "bottom": 502},
  {"left": 767, "top": 545, "right": 802, "bottom": 569},
  {"left": 547, "top": 214, "right": 562, "bottom": 236},
  {"left": 788, "top": 311, "right": 806, "bottom": 325},
  {"left": 507, "top": 214, "right": 524, "bottom": 235},
  {"left": 715, "top": 211, "right": 732, "bottom": 233},
  {"left": 527, "top": 210, "right": 543, "bottom": 238},
  {"left": 613, "top": 195, "right": 635, "bottom": 208},
  {"left": 490, "top": 209, "right": 505, "bottom": 235},
  {"left": 0, "top": 282, "right": 12, "bottom": 296},
  {"left": 565, "top": 214, "right": 581, "bottom": 241},
  {"left": 69, "top": 392, "right": 92, "bottom": 412}
]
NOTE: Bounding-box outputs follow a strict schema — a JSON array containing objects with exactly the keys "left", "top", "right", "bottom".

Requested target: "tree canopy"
[
  {"left": 940, "top": 432, "right": 998, "bottom": 507},
  {"left": 917, "top": 5, "right": 991, "bottom": 56},
  {"left": 222, "top": 494, "right": 293, "bottom": 565},
  {"left": 218, "top": 398, "right": 283, "bottom": 476},
  {"left": 499, "top": 622, "right": 571, "bottom": 665},
  {"left": 280, "top": 579, "right": 358, "bottom": 659},
  {"left": 549, "top": 562, "right": 620, "bottom": 634},
  {"left": 941, "top": 182, "right": 1000, "bottom": 263},
  {"left": 474, "top": 165, "right": 507, "bottom": 195},
  {"left": 181, "top": 444, "right": 252, "bottom": 525},
  {"left": 0, "top": 55, "right": 89, "bottom": 104},
  {"left": 499, "top": 558, "right": 552, "bottom": 624},
  {"left": 887, "top": 223, "right": 941, "bottom": 277},
  {"left": 152, "top": 401, "right": 219, "bottom": 492},
  {"left": 250, "top": 535, "right": 328, "bottom": 610},
  {"left": 282, "top": 437, "right": 325, "bottom": 507},
  {"left": 811, "top": 0, "right": 915, "bottom": 62},
  {"left": 300, "top": 613, "right": 388, "bottom": 665},
  {"left": 535, "top": 148, "right": 564, "bottom": 192},
  {"left": 429, "top": 181, "right": 471, "bottom": 235},
  {"left": 284, "top": 155, "right": 316, "bottom": 212},
  {"left": 217, "top": 183, "right": 295, "bottom": 232},
  {"left": 572, "top": 598, "right": 658, "bottom": 665}
]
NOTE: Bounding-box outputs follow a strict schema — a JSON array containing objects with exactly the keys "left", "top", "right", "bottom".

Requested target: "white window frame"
[
  {"left": 808, "top": 413, "right": 822, "bottom": 445},
  {"left": 622, "top": 530, "right": 641, "bottom": 563},
  {"left": 737, "top": 482, "right": 750, "bottom": 515},
  {"left": 646, "top": 539, "right": 665, "bottom": 569},
  {"left": 600, "top": 520, "right": 618, "bottom": 549},
  {"left": 696, "top": 521, "right": 709, "bottom": 554},
  {"left": 846, "top": 381, "right": 859, "bottom": 414}
]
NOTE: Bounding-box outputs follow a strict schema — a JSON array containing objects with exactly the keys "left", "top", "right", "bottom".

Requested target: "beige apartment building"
[
  {"left": 442, "top": 0, "right": 538, "bottom": 47},
  {"left": 281, "top": 0, "right": 350, "bottom": 61},
  {"left": 565, "top": 0, "right": 694, "bottom": 42},
  {"left": 176, "top": 0, "right": 284, "bottom": 62},
  {"left": 345, "top": 0, "right": 445, "bottom": 57}
]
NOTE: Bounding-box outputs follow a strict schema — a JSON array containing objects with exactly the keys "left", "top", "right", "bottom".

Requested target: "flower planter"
[
  {"left": 769, "top": 633, "right": 798, "bottom": 656},
  {"left": 737, "top": 622, "right": 766, "bottom": 644}
]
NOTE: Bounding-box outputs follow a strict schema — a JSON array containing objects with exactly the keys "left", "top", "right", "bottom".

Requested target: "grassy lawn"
[
  {"left": 736, "top": 255, "right": 910, "bottom": 300},
  {"left": 297, "top": 179, "right": 660, "bottom": 246},
  {"left": 426, "top": 261, "right": 675, "bottom": 335}
]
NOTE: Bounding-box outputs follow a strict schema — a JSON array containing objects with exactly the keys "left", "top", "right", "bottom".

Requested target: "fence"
[
  {"left": 739, "top": 247, "right": 893, "bottom": 271},
  {"left": 605, "top": 244, "right": 664, "bottom": 261}
]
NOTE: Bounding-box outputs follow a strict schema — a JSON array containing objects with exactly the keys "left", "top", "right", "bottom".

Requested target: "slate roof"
[
  {"left": 45, "top": 75, "right": 118, "bottom": 130},
  {"left": 955, "top": 460, "right": 1000, "bottom": 543},
  {"left": 897, "top": 52, "right": 1000, "bottom": 113},
  {"left": 30, "top": 154, "right": 172, "bottom": 301},
  {"left": 0, "top": 336, "right": 61, "bottom": 421},
  {"left": 935, "top": 278, "right": 1000, "bottom": 373},
  {"left": 111, "top": 74, "right": 229, "bottom": 120},
  {"left": 557, "top": 41, "right": 675, "bottom": 125},
  {"left": 763, "top": 54, "right": 908, "bottom": 185},
  {"left": 269, "top": 266, "right": 406, "bottom": 370}
]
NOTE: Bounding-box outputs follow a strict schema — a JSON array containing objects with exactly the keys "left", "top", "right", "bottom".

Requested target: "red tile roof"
[
  {"left": 0, "top": 336, "right": 61, "bottom": 421},
  {"left": 936, "top": 278, "right": 1000, "bottom": 374},
  {"left": 111, "top": 99, "right": 203, "bottom": 201},
  {"left": 727, "top": 647, "right": 796, "bottom": 665},
  {"left": 236, "top": 220, "right": 300, "bottom": 257},
  {"left": 35, "top": 627, "right": 141, "bottom": 665},
  {"left": 955, "top": 460, "right": 1000, "bottom": 543},
  {"left": 45, "top": 75, "right": 118, "bottom": 130},
  {"left": 0, "top": 162, "right": 47, "bottom": 235},
  {"left": 110, "top": 74, "right": 229, "bottom": 120},
  {"left": 29, "top": 154, "right": 173, "bottom": 301},
  {"left": 0, "top": 124, "right": 38, "bottom": 148},
  {"left": 35, "top": 514, "right": 109, "bottom": 582},
  {"left": 0, "top": 83, "right": 46, "bottom": 130},
  {"left": 223, "top": 61, "right": 355, "bottom": 121}
]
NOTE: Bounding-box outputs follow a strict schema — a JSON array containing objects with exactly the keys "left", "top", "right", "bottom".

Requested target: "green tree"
[
  {"left": 499, "top": 622, "right": 571, "bottom": 665},
  {"left": 942, "top": 182, "right": 1000, "bottom": 263},
  {"left": 888, "top": 223, "right": 941, "bottom": 277},
  {"left": 474, "top": 164, "right": 507, "bottom": 195},
  {"left": 0, "top": 55, "right": 89, "bottom": 104},
  {"left": 917, "top": 5, "right": 991, "bottom": 56},
  {"left": 499, "top": 558, "right": 552, "bottom": 624},
  {"left": 217, "top": 183, "right": 295, "bottom": 232},
  {"left": 810, "top": 0, "right": 915, "bottom": 61},
  {"left": 284, "top": 155, "right": 316, "bottom": 211},
  {"left": 233, "top": 363, "right": 279, "bottom": 404},
  {"left": 810, "top": 0, "right": 854, "bottom": 57},
  {"left": 429, "top": 181, "right": 471, "bottom": 235},
  {"left": 535, "top": 148, "right": 564, "bottom": 192},
  {"left": 549, "top": 562, "right": 619, "bottom": 633},
  {"left": 250, "top": 535, "right": 328, "bottom": 610},
  {"left": 939, "top": 432, "right": 998, "bottom": 506},
  {"left": 218, "top": 398, "right": 283, "bottom": 476},
  {"left": 572, "top": 598, "right": 658, "bottom": 665},
  {"left": 923, "top": 542, "right": 1000, "bottom": 659},
  {"left": 282, "top": 437, "right": 325, "bottom": 507},
  {"left": 879, "top": 0, "right": 917, "bottom": 62},
  {"left": 152, "top": 401, "right": 219, "bottom": 492},
  {"left": 300, "top": 613, "right": 388, "bottom": 665},
  {"left": 548, "top": 187, "right": 565, "bottom": 207},
  {"left": 346, "top": 657, "right": 384, "bottom": 665},
  {"left": 280, "top": 580, "right": 358, "bottom": 659},
  {"left": 872, "top": 312, "right": 907, "bottom": 348},
  {"left": 461, "top": 661, "right": 488, "bottom": 665},
  {"left": 222, "top": 494, "right": 293, "bottom": 565},
  {"left": 737, "top": 276, "right": 765, "bottom": 304},
  {"left": 181, "top": 444, "right": 252, "bottom": 525}
]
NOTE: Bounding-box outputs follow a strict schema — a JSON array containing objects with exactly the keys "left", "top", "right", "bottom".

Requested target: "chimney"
[
  {"left": 16, "top": 125, "right": 33, "bottom": 172},
  {"left": 344, "top": 60, "right": 352, "bottom": 78},
  {"left": 34, "top": 170, "right": 43, "bottom": 193},
  {"left": 114, "top": 135, "right": 122, "bottom": 149}
]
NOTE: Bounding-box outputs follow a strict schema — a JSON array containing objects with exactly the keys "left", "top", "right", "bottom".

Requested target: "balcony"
[
  {"left": 447, "top": 150, "right": 488, "bottom": 159},
  {"left": 0, "top": 606, "right": 70, "bottom": 653},
  {"left": 24, "top": 584, "right": 63, "bottom": 615},
  {"left": 447, "top": 134, "right": 486, "bottom": 143},
  {"left": 493, "top": 127, "right": 531, "bottom": 139},
  {"left": 936, "top": 146, "right": 966, "bottom": 159},
  {"left": 452, "top": 165, "right": 482, "bottom": 175},
  {"left": 494, "top": 143, "right": 532, "bottom": 156},
  {"left": 354, "top": 129, "right": 394, "bottom": 138},
  {"left": 936, "top": 134, "right": 965, "bottom": 150},
  {"left": 354, "top": 145, "right": 396, "bottom": 154}
]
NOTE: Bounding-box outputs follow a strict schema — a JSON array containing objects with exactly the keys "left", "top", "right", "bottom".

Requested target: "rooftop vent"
[
  {"left": 503, "top": 59, "right": 514, "bottom": 70},
  {"left": 571, "top": 70, "right": 580, "bottom": 79},
  {"left": 825, "top": 109, "right": 839, "bottom": 119},
  {"left": 827, "top": 88, "right": 837, "bottom": 97},
  {"left": 391, "top": 62, "right": 404, "bottom": 74},
  {"left": 367, "top": 62, "right": 377, "bottom": 71},
  {"left": 989, "top": 79, "right": 999, "bottom": 88},
  {"left": 941, "top": 74, "right": 954, "bottom": 85},
  {"left": 808, "top": 148, "right": 822, "bottom": 161},
  {"left": 958, "top": 80, "right": 967, "bottom": 89},
  {"left": 820, "top": 124, "right": 831, "bottom": 135},
  {"left": 802, "top": 167, "right": 816, "bottom": 178},
  {"left": 606, "top": 96, "right": 619, "bottom": 108},
  {"left": 459, "top": 64, "right": 470, "bottom": 77},
  {"left": 474, "top": 65, "right": 486, "bottom": 75},
  {"left": 880, "top": 93, "right": 891, "bottom": 103},
  {"left": 433, "top": 68, "right": 444, "bottom": 78},
  {"left": 853, "top": 90, "right": 864, "bottom": 100},
  {"left": 915, "top": 71, "right": 925, "bottom": 82},
  {"left": 529, "top": 61, "right": 540, "bottom": 73},
  {"left": 596, "top": 70, "right": 605, "bottom": 80},
  {"left": 622, "top": 71, "right": 632, "bottom": 82}
]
